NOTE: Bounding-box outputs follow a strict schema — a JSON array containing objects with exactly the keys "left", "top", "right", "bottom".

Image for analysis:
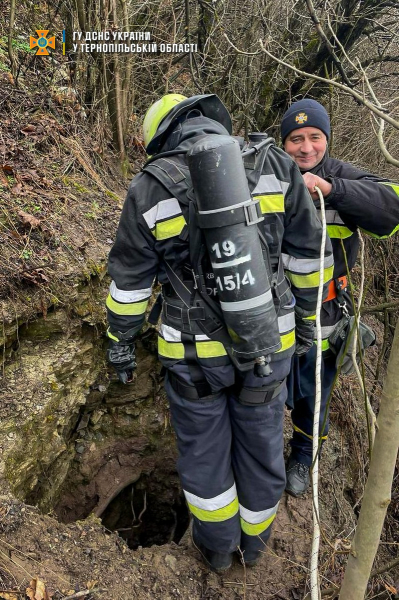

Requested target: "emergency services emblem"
[
  {"left": 30, "top": 30, "right": 56, "bottom": 56},
  {"left": 295, "top": 112, "right": 308, "bottom": 124}
]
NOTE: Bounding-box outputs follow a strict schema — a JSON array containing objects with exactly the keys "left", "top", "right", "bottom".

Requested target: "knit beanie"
[{"left": 281, "top": 99, "right": 330, "bottom": 142}]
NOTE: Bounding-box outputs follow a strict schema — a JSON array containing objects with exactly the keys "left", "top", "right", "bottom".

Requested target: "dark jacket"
[
  {"left": 106, "top": 117, "right": 333, "bottom": 366},
  {"left": 308, "top": 154, "right": 399, "bottom": 341}
]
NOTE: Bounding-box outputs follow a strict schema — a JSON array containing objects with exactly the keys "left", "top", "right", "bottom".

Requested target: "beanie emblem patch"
[{"left": 295, "top": 112, "right": 308, "bottom": 124}]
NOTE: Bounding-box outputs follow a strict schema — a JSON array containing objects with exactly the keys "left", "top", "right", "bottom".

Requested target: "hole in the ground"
[{"left": 99, "top": 471, "right": 190, "bottom": 549}]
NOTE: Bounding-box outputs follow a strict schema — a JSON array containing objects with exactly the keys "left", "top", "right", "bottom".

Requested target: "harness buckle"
[
  {"left": 244, "top": 200, "right": 263, "bottom": 226},
  {"left": 336, "top": 276, "right": 349, "bottom": 315}
]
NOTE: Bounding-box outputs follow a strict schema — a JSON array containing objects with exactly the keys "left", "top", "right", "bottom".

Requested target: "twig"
[
  {"left": 361, "top": 300, "right": 399, "bottom": 313},
  {"left": 222, "top": 581, "right": 256, "bottom": 587},
  {"left": 62, "top": 588, "right": 107, "bottom": 600},
  {"left": 236, "top": 547, "right": 247, "bottom": 600}
]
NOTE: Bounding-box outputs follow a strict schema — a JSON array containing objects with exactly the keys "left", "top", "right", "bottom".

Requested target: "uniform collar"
[{"left": 159, "top": 116, "right": 230, "bottom": 153}]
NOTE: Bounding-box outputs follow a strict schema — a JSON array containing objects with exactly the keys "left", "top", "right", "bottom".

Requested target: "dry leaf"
[
  {"left": 0, "top": 593, "right": 19, "bottom": 600},
  {"left": 18, "top": 210, "right": 41, "bottom": 229},
  {"left": 21, "top": 124, "right": 37, "bottom": 135},
  {"left": 26, "top": 577, "right": 51, "bottom": 600},
  {"left": 26, "top": 581, "right": 36, "bottom": 600},
  {"left": 20, "top": 170, "right": 39, "bottom": 182},
  {"left": 7, "top": 72, "right": 15, "bottom": 85},
  {"left": 1, "top": 164, "right": 14, "bottom": 176},
  {"left": 0, "top": 169, "right": 8, "bottom": 188},
  {"left": 11, "top": 182, "right": 23, "bottom": 195}
]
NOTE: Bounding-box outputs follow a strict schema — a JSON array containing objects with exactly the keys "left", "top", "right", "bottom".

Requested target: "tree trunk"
[
  {"left": 8, "top": 0, "right": 17, "bottom": 80},
  {"left": 339, "top": 319, "right": 399, "bottom": 600}
]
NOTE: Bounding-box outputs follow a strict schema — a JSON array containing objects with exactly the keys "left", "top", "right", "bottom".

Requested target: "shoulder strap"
[
  {"left": 142, "top": 157, "right": 192, "bottom": 207},
  {"left": 244, "top": 137, "right": 275, "bottom": 192}
]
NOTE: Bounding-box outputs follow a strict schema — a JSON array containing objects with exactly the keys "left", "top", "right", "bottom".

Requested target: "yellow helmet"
[
  {"left": 143, "top": 94, "right": 232, "bottom": 155},
  {"left": 143, "top": 94, "right": 187, "bottom": 152}
]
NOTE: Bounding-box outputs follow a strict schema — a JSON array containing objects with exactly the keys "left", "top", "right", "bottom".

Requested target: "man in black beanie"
[{"left": 281, "top": 98, "right": 399, "bottom": 497}]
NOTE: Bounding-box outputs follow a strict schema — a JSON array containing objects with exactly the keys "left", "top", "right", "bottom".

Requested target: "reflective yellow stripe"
[
  {"left": 315, "top": 338, "right": 330, "bottom": 351},
  {"left": 304, "top": 314, "right": 316, "bottom": 321},
  {"left": 153, "top": 215, "right": 186, "bottom": 240},
  {"left": 187, "top": 497, "right": 239, "bottom": 522},
  {"left": 196, "top": 341, "right": 227, "bottom": 358},
  {"left": 276, "top": 329, "right": 295, "bottom": 353},
  {"left": 158, "top": 337, "right": 184, "bottom": 359},
  {"left": 158, "top": 337, "right": 227, "bottom": 359},
  {"left": 287, "top": 264, "right": 334, "bottom": 289},
  {"left": 240, "top": 513, "right": 276, "bottom": 536},
  {"left": 293, "top": 424, "right": 328, "bottom": 441},
  {"left": 327, "top": 224, "right": 353, "bottom": 239},
  {"left": 254, "top": 194, "right": 285, "bottom": 213},
  {"left": 361, "top": 223, "right": 399, "bottom": 240},
  {"left": 106, "top": 328, "right": 120, "bottom": 342},
  {"left": 381, "top": 182, "right": 399, "bottom": 195},
  {"left": 371, "top": 184, "right": 399, "bottom": 236},
  {"left": 106, "top": 294, "right": 149, "bottom": 316}
]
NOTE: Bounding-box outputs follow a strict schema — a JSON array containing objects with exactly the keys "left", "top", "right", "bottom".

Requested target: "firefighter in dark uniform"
[
  {"left": 106, "top": 94, "right": 333, "bottom": 571},
  {"left": 282, "top": 98, "right": 399, "bottom": 497}
]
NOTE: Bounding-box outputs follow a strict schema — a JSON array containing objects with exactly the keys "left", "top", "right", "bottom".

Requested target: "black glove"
[
  {"left": 295, "top": 307, "right": 315, "bottom": 356},
  {"left": 107, "top": 339, "right": 137, "bottom": 384}
]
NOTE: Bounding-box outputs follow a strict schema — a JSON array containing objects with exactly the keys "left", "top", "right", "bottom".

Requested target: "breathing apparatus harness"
[{"left": 144, "top": 133, "right": 290, "bottom": 402}]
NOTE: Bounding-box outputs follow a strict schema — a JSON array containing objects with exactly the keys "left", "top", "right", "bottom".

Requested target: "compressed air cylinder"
[{"left": 187, "top": 134, "right": 281, "bottom": 365}]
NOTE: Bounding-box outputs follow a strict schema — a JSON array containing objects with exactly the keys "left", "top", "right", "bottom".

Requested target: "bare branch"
[
  {"left": 357, "top": 58, "right": 399, "bottom": 167},
  {"left": 257, "top": 39, "right": 399, "bottom": 131},
  {"left": 305, "top": 0, "right": 353, "bottom": 87}
]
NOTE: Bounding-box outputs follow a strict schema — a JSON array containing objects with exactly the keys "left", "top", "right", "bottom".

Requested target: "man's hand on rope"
[{"left": 302, "top": 172, "right": 332, "bottom": 200}]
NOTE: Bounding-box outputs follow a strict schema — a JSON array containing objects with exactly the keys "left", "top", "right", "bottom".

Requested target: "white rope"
[{"left": 310, "top": 185, "right": 327, "bottom": 600}]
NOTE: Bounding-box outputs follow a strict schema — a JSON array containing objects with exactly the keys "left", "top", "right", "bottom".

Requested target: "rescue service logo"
[
  {"left": 295, "top": 112, "right": 308, "bottom": 125},
  {"left": 29, "top": 30, "right": 56, "bottom": 56}
]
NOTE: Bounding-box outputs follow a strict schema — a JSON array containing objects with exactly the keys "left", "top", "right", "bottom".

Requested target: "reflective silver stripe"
[
  {"left": 109, "top": 281, "right": 152, "bottom": 303},
  {"left": 319, "top": 209, "right": 345, "bottom": 225},
  {"left": 252, "top": 174, "right": 283, "bottom": 195},
  {"left": 184, "top": 484, "right": 237, "bottom": 511},
  {"left": 278, "top": 312, "right": 295, "bottom": 333},
  {"left": 282, "top": 253, "right": 334, "bottom": 273},
  {"left": 160, "top": 323, "right": 211, "bottom": 342},
  {"left": 239, "top": 501, "right": 279, "bottom": 524},
  {"left": 143, "top": 198, "right": 182, "bottom": 230},
  {"left": 321, "top": 324, "right": 336, "bottom": 339},
  {"left": 220, "top": 290, "right": 273, "bottom": 312},
  {"left": 198, "top": 199, "right": 252, "bottom": 214},
  {"left": 212, "top": 255, "right": 251, "bottom": 269},
  {"left": 280, "top": 180, "right": 290, "bottom": 196},
  {"left": 160, "top": 323, "right": 181, "bottom": 342}
]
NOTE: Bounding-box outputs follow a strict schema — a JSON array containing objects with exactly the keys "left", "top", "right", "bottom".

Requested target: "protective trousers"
[
  {"left": 164, "top": 359, "right": 290, "bottom": 556},
  {"left": 287, "top": 345, "right": 337, "bottom": 467}
]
